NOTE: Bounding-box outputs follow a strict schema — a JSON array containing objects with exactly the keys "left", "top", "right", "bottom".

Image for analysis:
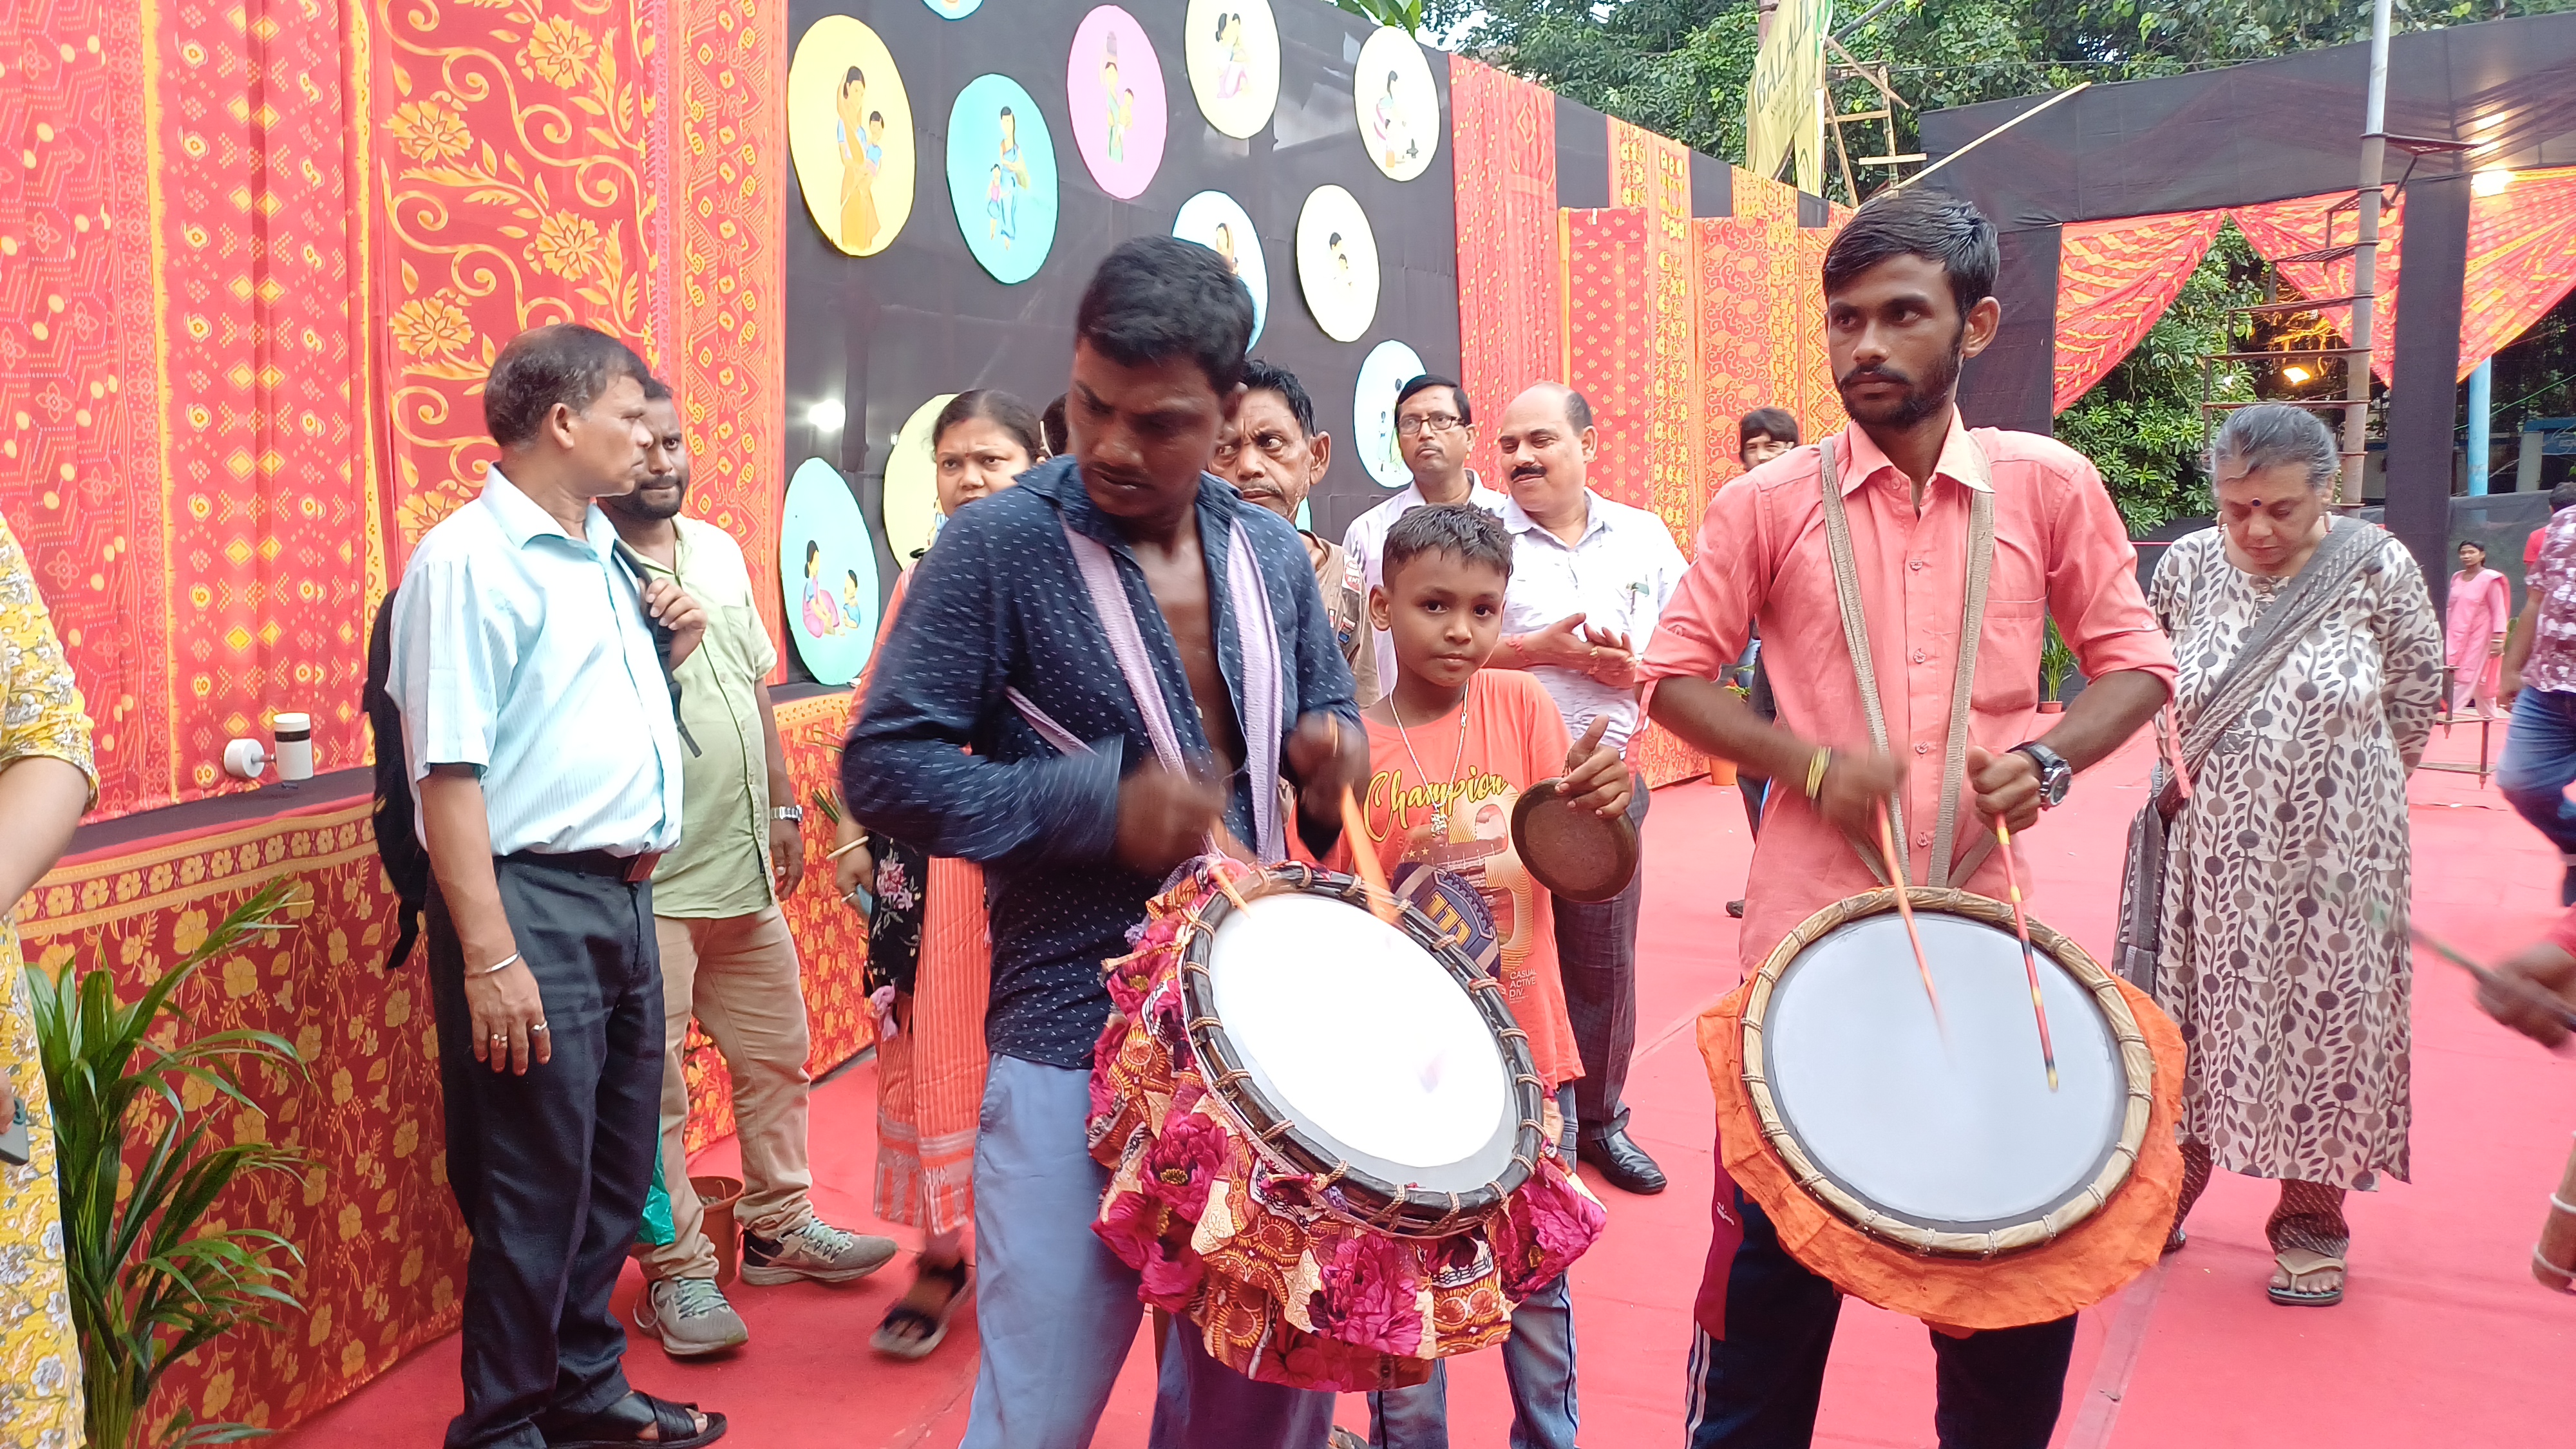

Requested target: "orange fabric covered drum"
[
  {"left": 1090, "top": 860, "right": 1606, "bottom": 1391},
  {"left": 1699, "top": 887, "right": 2186, "bottom": 1331}
]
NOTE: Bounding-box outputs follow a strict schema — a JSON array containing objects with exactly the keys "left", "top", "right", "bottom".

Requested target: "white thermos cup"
[{"left": 272, "top": 712, "right": 314, "bottom": 782}]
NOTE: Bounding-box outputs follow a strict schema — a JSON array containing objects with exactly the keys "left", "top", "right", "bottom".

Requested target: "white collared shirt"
[
  {"left": 1499, "top": 489, "right": 1689, "bottom": 752},
  {"left": 1340, "top": 473, "right": 1510, "bottom": 694},
  {"left": 389, "top": 466, "right": 685, "bottom": 857}
]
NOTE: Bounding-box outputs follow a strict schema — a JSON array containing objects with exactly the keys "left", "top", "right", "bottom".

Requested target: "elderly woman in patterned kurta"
[
  {"left": 2152, "top": 405, "right": 2443, "bottom": 1309},
  {"left": 0, "top": 507, "right": 101, "bottom": 1447}
]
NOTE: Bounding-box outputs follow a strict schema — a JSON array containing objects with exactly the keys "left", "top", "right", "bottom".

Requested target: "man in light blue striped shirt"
[{"left": 389, "top": 323, "right": 726, "bottom": 1449}]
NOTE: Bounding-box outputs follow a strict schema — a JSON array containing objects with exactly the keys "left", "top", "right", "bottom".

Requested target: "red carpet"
[{"left": 281, "top": 722, "right": 2573, "bottom": 1446}]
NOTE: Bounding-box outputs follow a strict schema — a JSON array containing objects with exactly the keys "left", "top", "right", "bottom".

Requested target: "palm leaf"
[{"left": 26, "top": 878, "right": 312, "bottom": 1448}]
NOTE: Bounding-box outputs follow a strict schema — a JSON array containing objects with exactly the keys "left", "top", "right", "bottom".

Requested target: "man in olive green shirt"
[{"left": 605, "top": 380, "right": 896, "bottom": 1356}]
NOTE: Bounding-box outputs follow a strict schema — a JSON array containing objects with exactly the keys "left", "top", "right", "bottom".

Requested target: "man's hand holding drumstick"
[{"left": 2478, "top": 933, "right": 2576, "bottom": 1050}]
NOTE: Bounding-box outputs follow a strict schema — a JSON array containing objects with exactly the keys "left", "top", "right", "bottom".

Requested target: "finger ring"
[
  {"left": 530, "top": 1023, "right": 549, "bottom": 1034},
  {"left": 489, "top": 1032, "right": 506, "bottom": 1043}
]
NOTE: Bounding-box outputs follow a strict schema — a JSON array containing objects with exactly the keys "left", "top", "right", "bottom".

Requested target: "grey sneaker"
[
  {"left": 740, "top": 1217, "right": 899, "bottom": 1285},
  {"left": 634, "top": 1276, "right": 749, "bottom": 1357}
]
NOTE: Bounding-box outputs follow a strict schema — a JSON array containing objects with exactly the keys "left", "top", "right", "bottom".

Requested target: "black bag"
[{"left": 365, "top": 590, "right": 431, "bottom": 971}]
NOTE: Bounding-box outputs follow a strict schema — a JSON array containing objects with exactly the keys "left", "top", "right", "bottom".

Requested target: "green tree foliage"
[
  {"left": 2055, "top": 223, "right": 2269, "bottom": 532},
  {"left": 1447, "top": 0, "right": 2576, "bottom": 168}
]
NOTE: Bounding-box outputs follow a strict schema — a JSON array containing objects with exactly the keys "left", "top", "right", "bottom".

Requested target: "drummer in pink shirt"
[{"left": 1642, "top": 189, "right": 2175, "bottom": 1449}]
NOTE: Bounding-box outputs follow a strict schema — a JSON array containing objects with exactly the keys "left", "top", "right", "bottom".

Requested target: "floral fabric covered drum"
[{"left": 1090, "top": 860, "right": 1605, "bottom": 1390}]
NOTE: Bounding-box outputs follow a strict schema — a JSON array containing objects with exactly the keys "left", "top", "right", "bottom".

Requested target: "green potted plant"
[
  {"left": 2038, "top": 620, "right": 2079, "bottom": 714},
  {"left": 24, "top": 879, "right": 309, "bottom": 1448}
]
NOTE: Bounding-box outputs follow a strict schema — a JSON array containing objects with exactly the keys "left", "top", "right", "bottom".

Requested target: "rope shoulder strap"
[{"left": 1815, "top": 434, "right": 1997, "bottom": 889}]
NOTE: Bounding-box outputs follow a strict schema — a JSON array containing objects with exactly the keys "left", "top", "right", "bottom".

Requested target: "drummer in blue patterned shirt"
[{"left": 841, "top": 236, "right": 1367, "bottom": 1449}]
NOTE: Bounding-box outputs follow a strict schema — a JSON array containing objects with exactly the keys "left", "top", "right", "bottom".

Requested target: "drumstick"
[
  {"left": 1329, "top": 716, "right": 1401, "bottom": 923},
  {"left": 1992, "top": 819, "right": 2060, "bottom": 1092},
  {"left": 2326, "top": 882, "right": 2576, "bottom": 1032},
  {"left": 1877, "top": 801, "right": 1945, "bottom": 1029}
]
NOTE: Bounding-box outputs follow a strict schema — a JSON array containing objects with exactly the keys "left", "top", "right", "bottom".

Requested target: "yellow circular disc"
[
  {"left": 882, "top": 393, "right": 957, "bottom": 568},
  {"left": 788, "top": 17, "right": 917, "bottom": 257}
]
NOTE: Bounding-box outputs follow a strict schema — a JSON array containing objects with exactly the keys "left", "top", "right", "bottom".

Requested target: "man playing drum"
[
  {"left": 1639, "top": 189, "right": 2177, "bottom": 1448},
  {"left": 842, "top": 236, "right": 1367, "bottom": 1448}
]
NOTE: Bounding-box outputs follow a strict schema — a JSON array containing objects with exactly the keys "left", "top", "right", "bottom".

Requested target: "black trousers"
[
  {"left": 1556, "top": 786, "right": 1649, "bottom": 1141},
  {"left": 428, "top": 858, "right": 665, "bottom": 1449},
  {"left": 1685, "top": 1187, "right": 2076, "bottom": 1449}
]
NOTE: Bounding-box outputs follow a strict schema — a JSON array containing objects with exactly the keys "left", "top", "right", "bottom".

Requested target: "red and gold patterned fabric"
[
  {"left": 1, "top": 0, "right": 791, "bottom": 822},
  {"left": 1448, "top": 58, "right": 1562, "bottom": 491},
  {"left": 2056, "top": 173, "right": 2576, "bottom": 405},
  {"left": 1088, "top": 862, "right": 1605, "bottom": 1393},
  {"left": 673, "top": 0, "right": 790, "bottom": 679},
  {"left": 2052, "top": 210, "right": 2224, "bottom": 413}
]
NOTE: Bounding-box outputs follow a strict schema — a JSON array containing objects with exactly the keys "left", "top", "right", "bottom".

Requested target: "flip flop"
[
  {"left": 871, "top": 1260, "right": 972, "bottom": 1361},
  {"left": 536, "top": 1390, "right": 724, "bottom": 1448},
  {"left": 2266, "top": 1249, "right": 2345, "bottom": 1307}
]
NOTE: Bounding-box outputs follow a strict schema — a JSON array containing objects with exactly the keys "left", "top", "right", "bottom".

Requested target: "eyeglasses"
[{"left": 1395, "top": 413, "right": 1464, "bottom": 437}]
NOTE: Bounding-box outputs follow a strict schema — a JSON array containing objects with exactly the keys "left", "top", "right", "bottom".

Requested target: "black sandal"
[
  {"left": 538, "top": 1390, "right": 726, "bottom": 1448},
  {"left": 871, "top": 1257, "right": 972, "bottom": 1361}
]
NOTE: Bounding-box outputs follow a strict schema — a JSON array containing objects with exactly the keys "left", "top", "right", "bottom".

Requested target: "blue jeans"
[
  {"left": 961, "top": 1054, "right": 1336, "bottom": 1449},
  {"left": 2501, "top": 688, "right": 2576, "bottom": 858},
  {"left": 1367, "top": 1088, "right": 1580, "bottom": 1449},
  {"left": 1682, "top": 1186, "right": 2074, "bottom": 1449}
]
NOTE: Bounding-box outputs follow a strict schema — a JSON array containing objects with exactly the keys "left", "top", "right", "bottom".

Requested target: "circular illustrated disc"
[
  {"left": 1173, "top": 191, "right": 1267, "bottom": 346},
  {"left": 1296, "top": 185, "right": 1379, "bottom": 343},
  {"left": 882, "top": 393, "right": 958, "bottom": 569},
  {"left": 781, "top": 459, "right": 883, "bottom": 686},
  {"left": 923, "top": 0, "right": 981, "bottom": 17},
  {"left": 1353, "top": 339, "right": 1426, "bottom": 489},
  {"left": 1068, "top": 7, "right": 1167, "bottom": 200},
  {"left": 1354, "top": 26, "right": 1438, "bottom": 182},
  {"left": 947, "top": 75, "right": 1061, "bottom": 285},
  {"left": 787, "top": 17, "right": 916, "bottom": 257},
  {"left": 1183, "top": 0, "right": 1280, "bottom": 140}
]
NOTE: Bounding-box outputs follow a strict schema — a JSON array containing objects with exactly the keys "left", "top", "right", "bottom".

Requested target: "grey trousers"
[
  {"left": 427, "top": 860, "right": 664, "bottom": 1449},
  {"left": 1556, "top": 786, "right": 1650, "bottom": 1141},
  {"left": 962, "top": 1054, "right": 1338, "bottom": 1449}
]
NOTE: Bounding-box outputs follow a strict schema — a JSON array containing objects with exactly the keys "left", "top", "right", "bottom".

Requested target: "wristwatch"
[
  {"left": 771, "top": 805, "right": 804, "bottom": 824},
  {"left": 2012, "top": 742, "right": 2072, "bottom": 810}
]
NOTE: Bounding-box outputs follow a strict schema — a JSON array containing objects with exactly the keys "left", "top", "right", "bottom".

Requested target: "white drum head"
[
  {"left": 1205, "top": 892, "right": 1516, "bottom": 1189},
  {"left": 1762, "top": 912, "right": 2125, "bottom": 1231}
]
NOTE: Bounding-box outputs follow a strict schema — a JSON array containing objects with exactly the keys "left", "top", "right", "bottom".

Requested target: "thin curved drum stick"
[
  {"left": 1993, "top": 818, "right": 2060, "bottom": 1091},
  {"left": 1330, "top": 716, "right": 1400, "bottom": 923},
  {"left": 1878, "top": 800, "right": 1944, "bottom": 1030}
]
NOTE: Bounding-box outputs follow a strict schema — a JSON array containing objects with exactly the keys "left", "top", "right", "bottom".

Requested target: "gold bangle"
[{"left": 1804, "top": 748, "right": 1833, "bottom": 800}]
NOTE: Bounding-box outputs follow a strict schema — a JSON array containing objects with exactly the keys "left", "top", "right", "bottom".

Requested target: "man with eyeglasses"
[{"left": 1341, "top": 375, "right": 1505, "bottom": 703}]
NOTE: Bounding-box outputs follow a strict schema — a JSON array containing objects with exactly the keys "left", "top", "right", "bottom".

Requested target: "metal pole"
[
  {"left": 2340, "top": 0, "right": 2392, "bottom": 507},
  {"left": 2468, "top": 357, "right": 2492, "bottom": 495}
]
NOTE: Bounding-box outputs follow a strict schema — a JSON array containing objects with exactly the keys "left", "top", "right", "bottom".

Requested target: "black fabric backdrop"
[{"left": 782, "top": 0, "right": 1464, "bottom": 599}]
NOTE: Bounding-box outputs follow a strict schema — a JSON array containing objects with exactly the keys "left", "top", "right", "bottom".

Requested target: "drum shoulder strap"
[{"left": 1817, "top": 435, "right": 1997, "bottom": 889}]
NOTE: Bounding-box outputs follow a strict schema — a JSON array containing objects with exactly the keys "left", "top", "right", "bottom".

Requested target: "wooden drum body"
[{"left": 1700, "top": 888, "right": 2187, "bottom": 1330}]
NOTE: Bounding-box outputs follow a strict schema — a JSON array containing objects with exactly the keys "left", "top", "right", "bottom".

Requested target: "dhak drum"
[
  {"left": 1091, "top": 860, "right": 1605, "bottom": 1392},
  {"left": 1710, "top": 888, "right": 2183, "bottom": 1329}
]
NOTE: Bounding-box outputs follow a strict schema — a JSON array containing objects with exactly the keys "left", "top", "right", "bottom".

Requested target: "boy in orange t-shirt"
[{"left": 1341, "top": 502, "right": 1629, "bottom": 1449}]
